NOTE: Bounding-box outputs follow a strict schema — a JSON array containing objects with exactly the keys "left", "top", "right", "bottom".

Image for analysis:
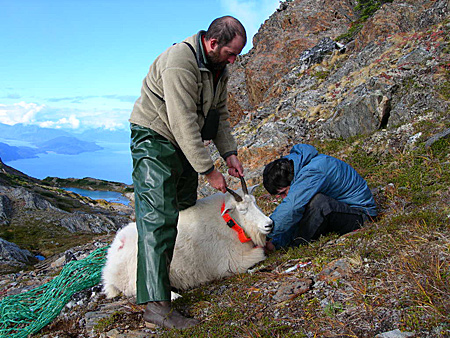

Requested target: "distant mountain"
[
  {"left": 78, "top": 128, "right": 130, "bottom": 143},
  {"left": 0, "top": 136, "right": 103, "bottom": 161},
  {"left": 0, "top": 123, "right": 130, "bottom": 145},
  {"left": 0, "top": 124, "right": 125, "bottom": 160},
  {"left": 0, "top": 142, "right": 39, "bottom": 161},
  {"left": 0, "top": 123, "right": 71, "bottom": 143},
  {"left": 36, "top": 136, "right": 103, "bottom": 155}
]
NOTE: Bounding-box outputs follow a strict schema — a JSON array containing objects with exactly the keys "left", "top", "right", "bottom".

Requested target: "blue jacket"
[{"left": 269, "top": 144, "right": 377, "bottom": 248}]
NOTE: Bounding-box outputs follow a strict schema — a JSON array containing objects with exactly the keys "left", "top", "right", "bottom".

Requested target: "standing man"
[
  {"left": 129, "top": 16, "right": 246, "bottom": 329},
  {"left": 263, "top": 144, "right": 377, "bottom": 251}
]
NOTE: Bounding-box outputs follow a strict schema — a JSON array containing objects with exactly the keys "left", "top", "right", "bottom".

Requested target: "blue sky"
[{"left": 0, "top": 0, "right": 279, "bottom": 133}]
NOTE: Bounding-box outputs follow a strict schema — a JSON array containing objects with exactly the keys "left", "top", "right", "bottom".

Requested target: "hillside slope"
[
  {"left": 0, "top": 158, "right": 132, "bottom": 273},
  {"left": 0, "top": 0, "right": 449, "bottom": 337}
]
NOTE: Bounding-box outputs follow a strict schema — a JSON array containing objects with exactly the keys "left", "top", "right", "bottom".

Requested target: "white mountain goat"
[{"left": 102, "top": 177, "right": 273, "bottom": 298}]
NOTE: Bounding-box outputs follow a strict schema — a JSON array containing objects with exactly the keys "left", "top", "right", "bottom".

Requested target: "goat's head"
[{"left": 224, "top": 177, "right": 273, "bottom": 247}]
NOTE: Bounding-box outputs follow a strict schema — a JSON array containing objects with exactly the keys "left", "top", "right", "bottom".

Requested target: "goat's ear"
[
  {"left": 223, "top": 195, "right": 236, "bottom": 213},
  {"left": 248, "top": 184, "right": 259, "bottom": 195}
]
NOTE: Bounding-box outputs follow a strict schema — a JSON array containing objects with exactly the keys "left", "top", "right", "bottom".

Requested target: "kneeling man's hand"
[{"left": 264, "top": 240, "right": 275, "bottom": 254}]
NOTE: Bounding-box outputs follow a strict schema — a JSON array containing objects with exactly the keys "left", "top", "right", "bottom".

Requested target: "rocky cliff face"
[
  {"left": 229, "top": 0, "right": 448, "bottom": 111},
  {"left": 223, "top": 0, "right": 449, "bottom": 186}
]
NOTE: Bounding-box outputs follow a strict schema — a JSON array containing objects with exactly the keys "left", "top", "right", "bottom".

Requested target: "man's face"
[
  {"left": 276, "top": 186, "right": 290, "bottom": 199},
  {"left": 207, "top": 35, "right": 245, "bottom": 70}
]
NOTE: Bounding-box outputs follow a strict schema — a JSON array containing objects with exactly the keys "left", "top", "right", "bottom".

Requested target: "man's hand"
[
  {"left": 264, "top": 240, "right": 275, "bottom": 255},
  {"left": 205, "top": 169, "right": 227, "bottom": 193},
  {"left": 226, "top": 154, "right": 244, "bottom": 178}
]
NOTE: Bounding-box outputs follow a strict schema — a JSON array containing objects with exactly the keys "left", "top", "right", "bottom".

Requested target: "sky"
[{"left": 0, "top": 0, "right": 280, "bottom": 133}]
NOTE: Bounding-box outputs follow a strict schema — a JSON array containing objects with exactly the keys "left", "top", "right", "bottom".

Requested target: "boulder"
[
  {"left": 0, "top": 238, "right": 36, "bottom": 270},
  {"left": 10, "top": 187, "right": 59, "bottom": 211},
  {"left": 0, "top": 194, "right": 13, "bottom": 226}
]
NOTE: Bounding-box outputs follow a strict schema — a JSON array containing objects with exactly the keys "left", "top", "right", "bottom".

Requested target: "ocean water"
[
  {"left": 63, "top": 187, "right": 130, "bottom": 205},
  {"left": 3, "top": 141, "right": 133, "bottom": 185}
]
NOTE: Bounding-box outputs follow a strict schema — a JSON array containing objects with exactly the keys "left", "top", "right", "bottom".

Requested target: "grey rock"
[
  {"left": 318, "top": 259, "right": 352, "bottom": 282},
  {"left": 83, "top": 300, "right": 131, "bottom": 337},
  {"left": 389, "top": 91, "right": 448, "bottom": 128},
  {"left": 0, "top": 194, "right": 13, "bottom": 225},
  {"left": 417, "top": 0, "right": 449, "bottom": 29},
  {"left": 60, "top": 212, "right": 125, "bottom": 233},
  {"left": 425, "top": 127, "right": 450, "bottom": 148},
  {"left": 322, "top": 92, "right": 390, "bottom": 139},
  {"left": 10, "top": 187, "right": 59, "bottom": 211},
  {"left": 298, "top": 37, "right": 346, "bottom": 71},
  {"left": 397, "top": 48, "right": 432, "bottom": 68},
  {"left": 375, "top": 329, "right": 415, "bottom": 338},
  {"left": 273, "top": 277, "right": 313, "bottom": 302},
  {"left": 0, "top": 237, "right": 36, "bottom": 268}
]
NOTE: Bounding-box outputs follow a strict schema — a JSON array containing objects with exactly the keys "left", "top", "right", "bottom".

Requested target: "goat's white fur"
[{"left": 102, "top": 186, "right": 272, "bottom": 298}]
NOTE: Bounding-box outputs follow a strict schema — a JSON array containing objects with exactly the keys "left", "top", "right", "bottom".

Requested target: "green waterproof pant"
[{"left": 130, "top": 123, "right": 198, "bottom": 304}]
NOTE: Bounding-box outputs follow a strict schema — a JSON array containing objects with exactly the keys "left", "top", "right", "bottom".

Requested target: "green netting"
[{"left": 0, "top": 246, "right": 109, "bottom": 338}]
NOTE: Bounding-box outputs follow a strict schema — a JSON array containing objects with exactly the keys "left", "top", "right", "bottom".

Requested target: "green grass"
[{"left": 0, "top": 221, "right": 98, "bottom": 258}]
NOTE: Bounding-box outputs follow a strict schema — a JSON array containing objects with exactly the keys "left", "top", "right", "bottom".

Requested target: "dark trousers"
[
  {"left": 291, "top": 193, "right": 369, "bottom": 246},
  {"left": 130, "top": 124, "right": 198, "bottom": 304}
]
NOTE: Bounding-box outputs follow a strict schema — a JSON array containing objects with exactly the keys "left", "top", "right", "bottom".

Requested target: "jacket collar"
[
  {"left": 197, "top": 30, "right": 208, "bottom": 68},
  {"left": 195, "top": 31, "right": 228, "bottom": 79}
]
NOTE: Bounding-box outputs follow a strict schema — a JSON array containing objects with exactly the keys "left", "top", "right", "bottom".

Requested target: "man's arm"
[{"left": 269, "top": 171, "right": 327, "bottom": 248}]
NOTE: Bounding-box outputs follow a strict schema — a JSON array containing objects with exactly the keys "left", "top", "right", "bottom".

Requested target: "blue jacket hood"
[{"left": 287, "top": 144, "right": 319, "bottom": 176}]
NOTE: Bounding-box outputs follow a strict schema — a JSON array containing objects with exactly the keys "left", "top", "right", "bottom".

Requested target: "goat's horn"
[
  {"left": 226, "top": 187, "right": 242, "bottom": 202},
  {"left": 240, "top": 176, "right": 248, "bottom": 195}
]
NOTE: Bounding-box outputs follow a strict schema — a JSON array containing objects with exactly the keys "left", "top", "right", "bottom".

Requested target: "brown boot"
[{"left": 143, "top": 301, "right": 199, "bottom": 330}]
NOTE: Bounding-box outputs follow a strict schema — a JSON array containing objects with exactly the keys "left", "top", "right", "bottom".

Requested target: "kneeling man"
[{"left": 263, "top": 144, "right": 377, "bottom": 250}]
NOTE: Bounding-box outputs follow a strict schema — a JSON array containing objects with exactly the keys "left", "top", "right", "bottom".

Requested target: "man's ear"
[{"left": 209, "top": 38, "right": 219, "bottom": 50}]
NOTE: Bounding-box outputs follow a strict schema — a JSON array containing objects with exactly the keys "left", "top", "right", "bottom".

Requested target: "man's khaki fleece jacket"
[{"left": 129, "top": 31, "right": 238, "bottom": 175}]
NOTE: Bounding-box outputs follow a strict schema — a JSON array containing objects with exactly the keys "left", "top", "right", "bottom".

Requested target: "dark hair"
[
  {"left": 263, "top": 158, "right": 294, "bottom": 195},
  {"left": 205, "top": 16, "right": 247, "bottom": 47}
]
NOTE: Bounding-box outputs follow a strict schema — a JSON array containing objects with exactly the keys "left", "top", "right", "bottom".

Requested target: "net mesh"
[{"left": 0, "top": 246, "right": 108, "bottom": 338}]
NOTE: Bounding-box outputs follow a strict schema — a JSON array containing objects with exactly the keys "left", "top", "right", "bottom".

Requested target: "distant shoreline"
[{"left": 2, "top": 141, "right": 133, "bottom": 185}]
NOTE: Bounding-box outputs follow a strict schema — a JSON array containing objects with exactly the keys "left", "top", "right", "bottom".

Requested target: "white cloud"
[
  {"left": 220, "top": 0, "right": 280, "bottom": 49},
  {"left": 72, "top": 109, "right": 128, "bottom": 130},
  {"left": 0, "top": 100, "right": 128, "bottom": 132},
  {"left": 37, "top": 109, "right": 127, "bottom": 131},
  {"left": 38, "top": 121, "right": 56, "bottom": 128},
  {"left": 90, "top": 119, "right": 125, "bottom": 131},
  {"left": 0, "top": 102, "right": 45, "bottom": 125},
  {"left": 38, "top": 115, "right": 80, "bottom": 129},
  {"left": 60, "top": 115, "right": 81, "bottom": 129}
]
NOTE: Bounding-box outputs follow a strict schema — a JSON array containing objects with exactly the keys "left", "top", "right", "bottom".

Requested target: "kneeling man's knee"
[{"left": 308, "top": 193, "right": 330, "bottom": 209}]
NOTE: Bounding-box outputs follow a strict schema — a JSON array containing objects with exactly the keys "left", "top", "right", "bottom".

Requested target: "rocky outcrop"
[
  {"left": 353, "top": 0, "right": 449, "bottom": 52},
  {"left": 227, "top": 0, "right": 449, "bottom": 140},
  {"left": 59, "top": 212, "right": 123, "bottom": 234},
  {"left": 9, "top": 187, "right": 61, "bottom": 211},
  {"left": 0, "top": 238, "right": 37, "bottom": 271},
  {"left": 0, "top": 194, "right": 12, "bottom": 226},
  {"left": 228, "top": 0, "right": 357, "bottom": 112},
  {"left": 225, "top": 0, "right": 449, "bottom": 167}
]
